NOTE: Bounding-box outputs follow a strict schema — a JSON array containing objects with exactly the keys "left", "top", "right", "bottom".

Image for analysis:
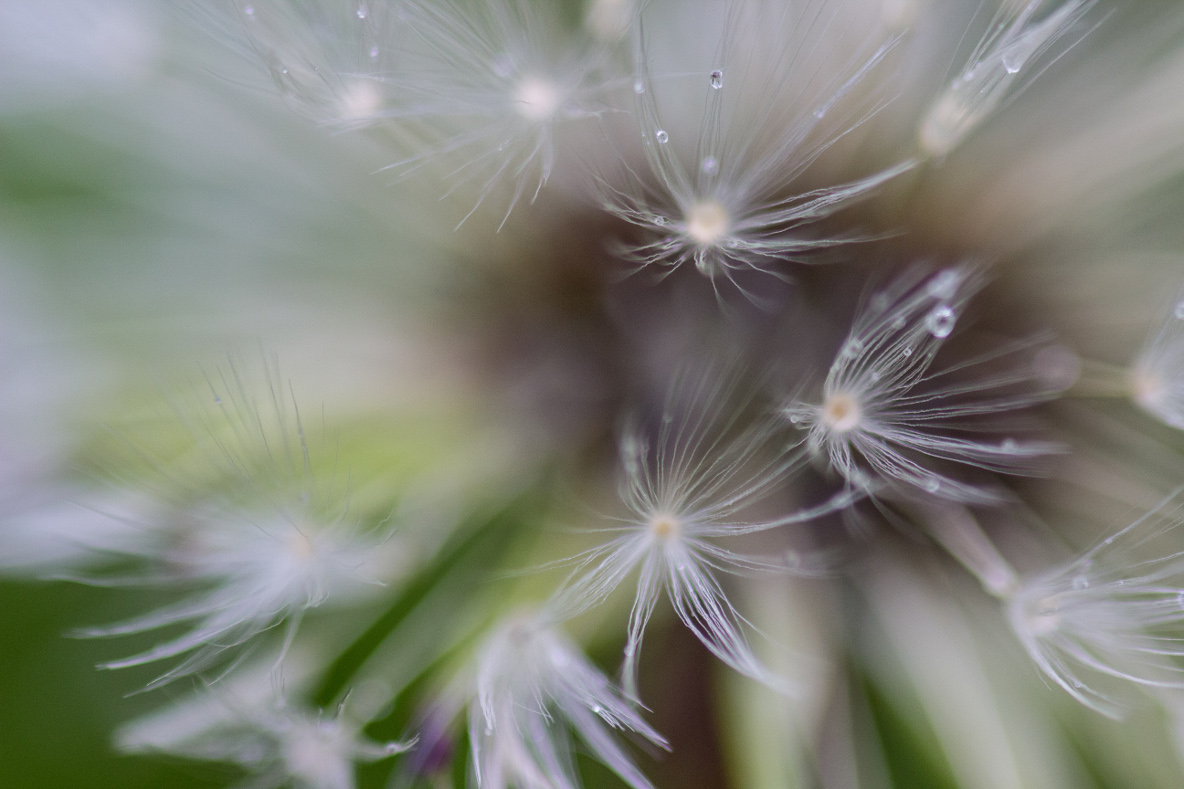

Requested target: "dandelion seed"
[
  {"left": 373, "top": 0, "right": 628, "bottom": 227},
  {"left": 1007, "top": 492, "right": 1184, "bottom": 717},
  {"left": 602, "top": 4, "right": 914, "bottom": 291},
  {"left": 120, "top": 677, "right": 408, "bottom": 789},
  {"left": 222, "top": 0, "right": 404, "bottom": 130},
  {"left": 783, "top": 266, "right": 1061, "bottom": 503},
  {"left": 918, "top": 0, "right": 1095, "bottom": 158},
  {"left": 549, "top": 368, "right": 859, "bottom": 696},
  {"left": 69, "top": 362, "right": 390, "bottom": 688},
  {"left": 469, "top": 613, "right": 667, "bottom": 789}
]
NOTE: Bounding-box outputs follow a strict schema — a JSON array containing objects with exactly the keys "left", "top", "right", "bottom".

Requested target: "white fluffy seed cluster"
[{"left": 16, "top": 0, "right": 1184, "bottom": 787}]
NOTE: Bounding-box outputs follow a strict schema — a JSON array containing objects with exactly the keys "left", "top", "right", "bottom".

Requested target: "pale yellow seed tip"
[
  {"left": 822, "top": 392, "right": 862, "bottom": 433},
  {"left": 649, "top": 514, "right": 681, "bottom": 540},
  {"left": 685, "top": 200, "right": 731, "bottom": 247},
  {"left": 514, "top": 77, "right": 562, "bottom": 122}
]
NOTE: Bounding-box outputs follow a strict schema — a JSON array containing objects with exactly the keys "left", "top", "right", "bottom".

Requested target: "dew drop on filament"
[
  {"left": 709, "top": 70, "right": 723, "bottom": 89},
  {"left": 1001, "top": 51, "right": 1021, "bottom": 74},
  {"left": 369, "top": 45, "right": 379, "bottom": 60},
  {"left": 926, "top": 305, "right": 956, "bottom": 338},
  {"left": 633, "top": 79, "right": 645, "bottom": 94},
  {"left": 356, "top": 5, "right": 367, "bottom": 19},
  {"left": 655, "top": 130, "right": 669, "bottom": 143},
  {"left": 701, "top": 156, "right": 718, "bottom": 175}
]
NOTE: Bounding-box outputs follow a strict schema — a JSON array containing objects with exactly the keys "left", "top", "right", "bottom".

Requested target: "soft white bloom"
[
  {"left": 1007, "top": 492, "right": 1184, "bottom": 717},
  {"left": 1132, "top": 286, "right": 1184, "bottom": 430},
  {"left": 783, "top": 266, "right": 1060, "bottom": 503},
  {"left": 550, "top": 369, "right": 857, "bottom": 695},
  {"left": 221, "top": 0, "right": 407, "bottom": 129},
  {"left": 604, "top": 5, "right": 914, "bottom": 288},
  {"left": 469, "top": 613, "right": 666, "bottom": 789},
  {"left": 123, "top": 686, "right": 408, "bottom": 789},
  {"left": 379, "top": 0, "right": 629, "bottom": 225},
  {"left": 918, "top": 0, "right": 1094, "bottom": 158},
  {"left": 71, "top": 363, "right": 391, "bottom": 687}
]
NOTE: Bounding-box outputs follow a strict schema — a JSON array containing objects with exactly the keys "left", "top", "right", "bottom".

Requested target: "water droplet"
[
  {"left": 1071, "top": 679, "right": 1083, "bottom": 689},
  {"left": 243, "top": 4, "right": 255, "bottom": 18},
  {"left": 701, "top": 156, "right": 718, "bottom": 175},
  {"left": 870, "top": 371, "right": 882, "bottom": 382},
  {"left": 384, "top": 742, "right": 403, "bottom": 754},
  {"left": 633, "top": 79, "right": 645, "bottom": 94},
  {"left": 592, "top": 704, "right": 603, "bottom": 715},
  {"left": 356, "top": 5, "right": 367, "bottom": 19},
  {"left": 812, "top": 107, "right": 827, "bottom": 119},
  {"left": 788, "top": 414, "right": 801, "bottom": 424},
  {"left": 925, "top": 305, "right": 956, "bottom": 338},
  {"left": 1001, "top": 438, "right": 1018, "bottom": 452},
  {"left": 922, "top": 478, "right": 940, "bottom": 493},
  {"left": 213, "top": 396, "right": 222, "bottom": 404},
  {"left": 655, "top": 129, "right": 669, "bottom": 144},
  {"left": 1072, "top": 576, "right": 1089, "bottom": 591},
  {"left": 709, "top": 69, "right": 723, "bottom": 89},
  {"left": 891, "top": 316, "right": 907, "bottom": 330},
  {"left": 1001, "top": 51, "right": 1021, "bottom": 74},
  {"left": 653, "top": 215, "right": 668, "bottom": 226},
  {"left": 369, "top": 45, "right": 379, "bottom": 60},
  {"left": 1174, "top": 300, "right": 1184, "bottom": 320},
  {"left": 901, "top": 347, "right": 913, "bottom": 358},
  {"left": 662, "top": 412, "right": 673, "bottom": 423}
]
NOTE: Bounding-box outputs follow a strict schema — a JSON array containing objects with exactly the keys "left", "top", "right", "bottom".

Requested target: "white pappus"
[
  {"left": 223, "top": 0, "right": 407, "bottom": 130},
  {"left": 1007, "top": 491, "right": 1184, "bottom": 718},
  {"left": 548, "top": 367, "right": 859, "bottom": 697},
  {"left": 122, "top": 687, "right": 410, "bottom": 789},
  {"left": 918, "top": 0, "right": 1096, "bottom": 158},
  {"left": 469, "top": 613, "right": 667, "bottom": 789},
  {"left": 377, "top": 0, "right": 631, "bottom": 227},
  {"left": 603, "top": 3, "right": 915, "bottom": 290},
  {"left": 70, "top": 362, "right": 391, "bottom": 689},
  {"left": 782, "top": 265, "right": 1061, "bottom": 503}
]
